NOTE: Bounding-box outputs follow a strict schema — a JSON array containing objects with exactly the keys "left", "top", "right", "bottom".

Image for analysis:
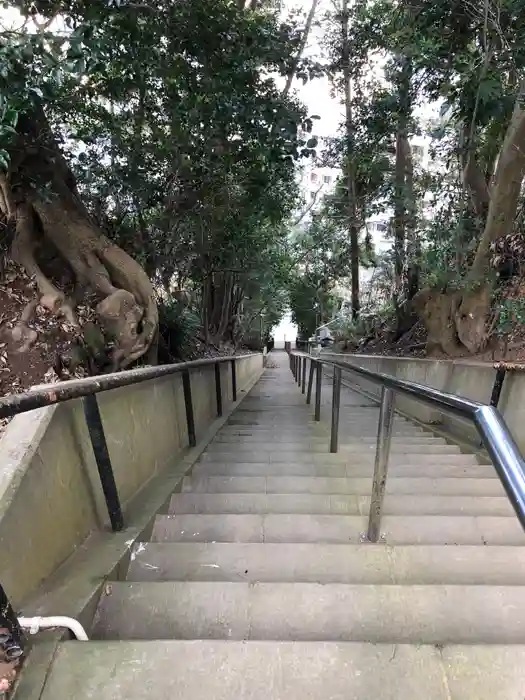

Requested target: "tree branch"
[{"left": 281, "top": 0, "right": 320, "bottom": 99}]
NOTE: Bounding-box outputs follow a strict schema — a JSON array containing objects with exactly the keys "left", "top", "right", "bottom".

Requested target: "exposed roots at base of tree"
[
  {"left": 1, "top": 189, "right": 158, "bottom": 372},
  {"left": 414, "top": 285, "right": 493, "bottom": 357}
]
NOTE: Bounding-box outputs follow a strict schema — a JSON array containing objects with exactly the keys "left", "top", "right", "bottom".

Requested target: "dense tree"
[
  {"left": 314, "top": 0, "right": 525, "bottom": 357},
  {"left": 0, "top": 0, "right": 317, "bottom": 369}
]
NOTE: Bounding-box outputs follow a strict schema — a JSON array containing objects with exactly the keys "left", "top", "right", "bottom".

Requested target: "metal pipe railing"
[
  {"left": 0, "top": 353, "right": 259, "bottom": 532},
  {"left": 0, "top": 352, "right": 260, "bottom": 662},
  {"left": 290, "top": 351, "right": 525, "bottom": 540}
]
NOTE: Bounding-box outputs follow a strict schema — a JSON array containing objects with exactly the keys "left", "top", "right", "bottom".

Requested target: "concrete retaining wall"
[
  {"left": 322, "top": 353, "right": 525, "bottom": 453},
  {"left": 0, "top": 354, "right": 262, "bottom": 606}
]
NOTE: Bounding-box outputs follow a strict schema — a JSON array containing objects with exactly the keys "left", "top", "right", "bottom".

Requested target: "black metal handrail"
[
  {"left": 289, "top": 351, "right": 525, "bottom": 539},
  {"left": 0, "top": 353, "right": 258, "bottom": 530},
  {"left": 0, "top": 353, "right": 259, "bottom": 657},
  {"left": 0, "top": 355, "right": 256, "bottom": 419}
]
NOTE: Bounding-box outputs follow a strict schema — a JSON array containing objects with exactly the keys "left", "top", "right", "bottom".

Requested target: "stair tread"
[
  {"left": 39, "top": 641, "right": 525, "bottom": 700},
  {"left": 192, "top": 462, "right": 488, "bottom": 477},
  {"left": 198, "top": 452, "right": 477, "bottom": 464},
  {"left": 168, "top": 492, "right": 512, "bottom": 516},
  {"left": 183, "top": 475, "right": 504, "bottom": 495},
  {"left": 127, "top": 542, "right": 525, "bottom": 584},
  {"left": 152, "top": 513, "right": 525, "bottom": 545},
  {"left": 205, "top": 443, "right": 461, "bottom": 454},
  {"left": 92, "top": 581, "right": 525, "bottom": 643}
]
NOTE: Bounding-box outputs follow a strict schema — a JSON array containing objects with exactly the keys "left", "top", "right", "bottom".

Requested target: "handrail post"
[
  {"left": 214, "top": 363, "right": 223, "bottom": 416},
  {"left": 314, "top": 360, "right": 322, "bottom": 421},
  {"left": 367, "top": 386, "right": 395, "bottom": 542},
  {"left": 301, "top": 356, "right": 307, "bottom": 394},
  {"left": 297, "top": 357, "right": 301, "bottom": 385},
  {"left": 330, "top": 366, "right": 342, "bottom": 453},
  {"left": 83, "top": 394, "right": 124, "bottom": 532},
  {"left": 490, "top": 366, "right": 506, "bottom": 407},
  {"left": 182, "top": 369, "right": 196, "bottom": 447},
  {"left": 306, "top": 359, "right": 315, "bottom": 404},
  {"left": 0, "top": 583, "right": 24, "bottom": 660},
  {"left": 231, "top": 359, "right": 237, "bottom": 402}
]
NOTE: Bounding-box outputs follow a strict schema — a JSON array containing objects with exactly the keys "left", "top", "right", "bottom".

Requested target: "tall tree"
[{"left": 341, "top": 0, "right": 360, "bottom": 320}]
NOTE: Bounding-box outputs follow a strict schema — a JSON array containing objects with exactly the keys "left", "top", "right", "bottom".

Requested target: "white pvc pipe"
[{"left": 18, "top": 616, "right": 89, "bottom": 641}]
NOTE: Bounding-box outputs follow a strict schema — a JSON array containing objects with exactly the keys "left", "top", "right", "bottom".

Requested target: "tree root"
[
  {"left": 11, "top": 299, "right": 38, "bottom": 353},
  {"left": 413, "top": 288, "right": 461, "bottom": 356},
  {"left": 2, "top": 107, "right": 158, "bottom": 370},
  {"left": 414, "top": 284, "right": 494, "bottom": 357},
  {"left": 455, "top": 286, "right": 492, "bottom": 354}
]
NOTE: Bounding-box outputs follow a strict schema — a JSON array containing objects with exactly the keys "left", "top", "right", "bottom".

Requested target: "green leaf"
[
  {"left": 306, "top": 137, "right": 318, "bottom": 149},
  {"left": 74, "top": 58, "right": 87, "bottom": 74},
  {"left": 0, "top": 149, "right": 9, "bottom": 171},
  {"left": 3, "top": 109, "right": 18, "bottom": 128}
]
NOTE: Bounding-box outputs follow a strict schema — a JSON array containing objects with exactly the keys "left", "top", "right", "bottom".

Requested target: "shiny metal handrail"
[{"left": 289, "top": 351, "right": 525, "bottom": 540}]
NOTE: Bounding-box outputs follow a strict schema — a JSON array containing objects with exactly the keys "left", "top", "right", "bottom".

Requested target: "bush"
[{"left": 158, "top": 301, "right": 202, "bottom": 361}]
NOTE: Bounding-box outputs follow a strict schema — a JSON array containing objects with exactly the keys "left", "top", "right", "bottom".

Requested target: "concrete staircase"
[{"left": 38, "top": 352, "right": 525, "bottom": 699}]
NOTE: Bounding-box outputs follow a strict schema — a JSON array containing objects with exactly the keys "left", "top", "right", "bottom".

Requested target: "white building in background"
[
  {"left": 298, "top": 163, "right": 340, "bottom": 214},
  {"left": 295, "top": 134, "right": 442, "bottom": 317}
]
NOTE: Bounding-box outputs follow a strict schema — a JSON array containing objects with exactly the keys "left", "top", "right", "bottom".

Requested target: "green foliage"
[
  {"left": 0, "top": 0, "right": 324, "bottom": 349},
  {"left": 496, "top": 298, "right": 525, "bottom": 339},
  {"left": 158, "top": 302, "right": 202, "bottom": 360}
]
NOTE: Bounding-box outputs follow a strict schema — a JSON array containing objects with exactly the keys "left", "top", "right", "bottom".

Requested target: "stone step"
[
  {"left": 183, "top": 475, "right": 504, "bottom": 496},
  {"left": 151, "top": 513, "right": 525, "bottom": 545},
  {"left": 205, "top": 443, "right": 461, "bottom": 454},
  {"left": 191, "top": 461, "right": 494, "bottom": 478},
  {"left": 220, "top": 426, "right": 427, "bottom": 436},
  {"left": 38, "top": 640, "right": 525, "bottom": 700},
  {"left": 212, "top": 435, "right": 447, "bottom": 444},
  {"left": 222, "top": 427, "right": 422, "bottom": 437},
  {"left": 197, "top": 452, "right": 478, "bottom": 465},
  {"left": 168, "top": 493, "right": 513, "bottom": 517},
  {"left": 126, "top": 542, "right": 525, "bottom": 585},
  {"left": 92, "top": 581, "right": 525, "bottom": 644}
]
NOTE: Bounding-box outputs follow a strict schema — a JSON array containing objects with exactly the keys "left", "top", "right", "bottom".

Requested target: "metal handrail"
[
  {"left": 0, "top": 354, "right": 257, "bottom": 419},
  {"left": 289, "top": 351, "right": 525, "bottom": 540},
  {"left": 0, "top": 352, "right": 260, "bottom": 659},
  {"left": 0, "top": 353, "right": 259, "bottom": 531}
]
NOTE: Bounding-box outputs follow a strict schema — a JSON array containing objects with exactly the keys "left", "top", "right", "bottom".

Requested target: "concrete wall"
[
  {"left": 0, "top": 354, "right": 262, "bottom": 606},
  {"left": 322, "top": 353, "right": 525, "bottom": 452}
]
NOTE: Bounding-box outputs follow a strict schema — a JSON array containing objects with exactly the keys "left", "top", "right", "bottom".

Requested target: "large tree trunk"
[
  {"left": 456, "top": 80, "right": 525, "bottom": 353},
  {"left": 413, "top": 288, "right": 461, "bottom": 356},
  {"left": 342, "top": 0, "right": 360, "bottom": 320},
  {"left": 393, "top": 57, "right": 416, "bottom": 308},
  {"left": 206, "top": 271, "right": 239, "bottom": 344},
  {"left": 1, "top": 106, "right": 158, "bottom": 370},
  {"left": 416, "top": 81, "right": 525, "bottom": 356}
]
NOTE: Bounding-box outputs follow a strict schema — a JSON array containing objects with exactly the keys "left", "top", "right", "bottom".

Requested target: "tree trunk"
[
  {"left": 392, "top": 130, "right": 406, "bottom": 314},
  {"left": 393, "top": 56, "right": 416, "bottom": 318},
  {"left": 342, "top": 0, "right": 360, "bottom": 320},
  {"left": 455, "top": 80, "right": 525, "bottom": 353},
  {"left": 413, "top": 288, "right": 461, "bottom": 356},
  {"left": 281, "top": 0, "right": 320, "bottom": 99},
  {"left": 403, "top": 114, "right": 418, "bottom": 300},
  {"left": 1, "top": 106, "right": 158, "bottom": 369},
  {"left": 206, "top": 271, "right": 238, "bottom": 344},
  {"left": 415, "top": 82, "right": 525, "bottom": 356}
]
